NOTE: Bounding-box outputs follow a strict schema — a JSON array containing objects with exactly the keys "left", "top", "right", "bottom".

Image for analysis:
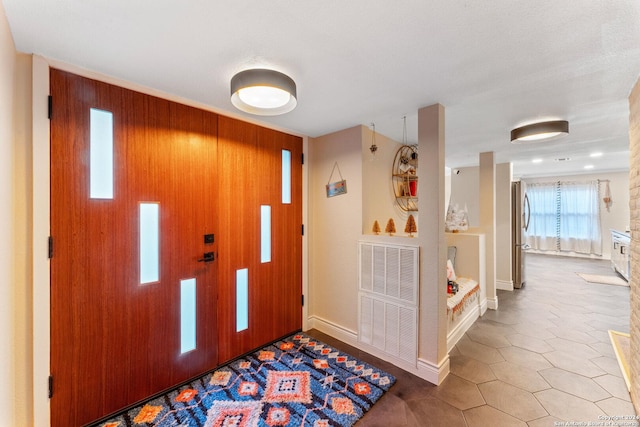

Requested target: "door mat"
[
  {"left": 576, "top": 273, "right": 629, "bottom": 287},
  {"left": 609, "top": 330, "right": 631, "bottom": 392},
  {"left": 95, "top": 333, "right": 395, "bottom": 426}
]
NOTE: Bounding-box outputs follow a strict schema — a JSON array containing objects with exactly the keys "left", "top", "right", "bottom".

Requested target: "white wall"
[
  {"left": 308, "top": 126, "right": 363, "bottom": 336},
  {"left": 449, "top": 166, "right": 479, "bottom": 226},
  {"left": 445, "top": 169, "right": 451, "bottom": 217},
  {"left": 362, "top": 127, "right": 414, "bottom": 236},
  {"left": 1, "top": 2, "right": 33, "bottom": 424},
  {"left": 0, "top": 5, "right": 15, "bottom": 422},
  {"left": 13, "top": 53, "right": 32, "bottom": 427},
  {"left": 524, "top": 171, "right": 629, "bottom": 260}
]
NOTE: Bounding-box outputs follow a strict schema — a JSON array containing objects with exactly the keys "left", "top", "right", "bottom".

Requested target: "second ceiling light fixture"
[{"left": 510, "top": 120, "right": 569, "bottom": 143}]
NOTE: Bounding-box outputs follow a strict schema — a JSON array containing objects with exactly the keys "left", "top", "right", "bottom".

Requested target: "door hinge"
[
  {"left": 301, "top": 224, "right": 304, "bottom": 236},
  {"left": 301, "top": 153, "right": 304, "bottom": 165},
  {"left": 48, "top": 375, "right": 53, "bottom": 398},
  {"left": 301, "top": 295, "right": 304, "bottom": 306},
  {"left": 48, "top": 95, "right": 52, "bottom": 119},
  {"left": 48, "top": 236, "right": 53, "bottom": 259}
]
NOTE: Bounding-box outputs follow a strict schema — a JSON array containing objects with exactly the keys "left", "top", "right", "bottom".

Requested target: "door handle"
[
  {"left": 198, "top": 252, "right": 215, "bottom": 263},
  {"left": 523, "top": 193, "right": 531, "bottom": 232}
]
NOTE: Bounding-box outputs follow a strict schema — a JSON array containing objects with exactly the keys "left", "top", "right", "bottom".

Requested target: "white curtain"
[
  {"left": 559, "top": 181, "right": 601, "bottom": 255},
  {"left": 526, "top": 183, "right": 559, "bottom": 251},
  {"left": 525, "top": 180, "right": 602, "bottom": 255}
]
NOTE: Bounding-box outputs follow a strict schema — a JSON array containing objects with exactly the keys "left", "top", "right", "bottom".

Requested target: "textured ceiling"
[{"left": 4, "top": 0, "right": 640, "bottom": 177}]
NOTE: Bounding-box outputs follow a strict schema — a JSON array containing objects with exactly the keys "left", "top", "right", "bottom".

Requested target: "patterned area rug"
[
  {"left": 97, "top": 333, "right": 395, "bottom": 426},
  {"left": 576, "top": 272, "right": 629, "bottom": 287}
]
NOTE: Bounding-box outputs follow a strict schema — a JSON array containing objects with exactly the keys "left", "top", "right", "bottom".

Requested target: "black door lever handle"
[{"left": 198, "top": 252, "right": 215, "bottom": 263}]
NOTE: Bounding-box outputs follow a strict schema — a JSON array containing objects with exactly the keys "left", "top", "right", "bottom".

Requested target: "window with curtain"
[{"left": 525, "top": 180, "right": 602, "bottom": 255}]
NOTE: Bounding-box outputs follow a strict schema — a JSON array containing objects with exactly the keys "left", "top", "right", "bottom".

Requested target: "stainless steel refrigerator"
[{"left": 512, "top": 181, "right": 530, "bottom": 289}]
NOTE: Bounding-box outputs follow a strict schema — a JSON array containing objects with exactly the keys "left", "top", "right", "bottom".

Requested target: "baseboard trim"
[
  {"left": 496, "top": 279, "right": 513, "bottom": 291},
  {"left": 418, "top": 355, "right": 450, "bottom": 386},
  {"left": 355, "top": 341, "right": 450, "bottom": 386},
  {"left": 447, "top": 304, "right": 480, "bottom": 353},
  {"left": 306, "top": 315, "right": 450, "bottom": 385},
  {"left": 480, "top": 297, "right": 488, "bottom": 316},
  {"left": 487, "top": 296, "right": 498, "bottom": 310},
  {"left": 306, "top": 315, "right": 358, "bottom": 347}
]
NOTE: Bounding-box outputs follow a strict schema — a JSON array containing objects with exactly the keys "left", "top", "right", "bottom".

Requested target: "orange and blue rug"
[{"left": 98, "top": 333, "right": 395, "bottom": 426}]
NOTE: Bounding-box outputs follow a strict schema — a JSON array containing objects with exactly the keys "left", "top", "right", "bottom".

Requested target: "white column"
[
  {"left": 495, "top": 163, "right": 513, "bottom": 291},
  {"left": 479, "top": 152, "right": 498, "bottom": 309},
  {"left": 417, "top": 104, "right": 449, "bottom": 384}
]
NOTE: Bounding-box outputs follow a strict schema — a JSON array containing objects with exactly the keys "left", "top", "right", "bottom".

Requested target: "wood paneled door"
[
  {"left": 49, "top": 69, "right": 303, "bottom": 426},
  {"left": 216, "top": 117, "right": 303, "bottom": 363},
  {"left": 50, "top": 69, "right": 219, "bottom": 426}
]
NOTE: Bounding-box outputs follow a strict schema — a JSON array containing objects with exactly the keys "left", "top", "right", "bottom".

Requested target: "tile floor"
[{"left": 307, "top": 253, "right": 637, "bottom": 426}]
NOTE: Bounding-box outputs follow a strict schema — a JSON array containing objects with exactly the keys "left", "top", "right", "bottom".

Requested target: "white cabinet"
[{"left": 611, "top": 230, "right": 630, "bottom": 281}]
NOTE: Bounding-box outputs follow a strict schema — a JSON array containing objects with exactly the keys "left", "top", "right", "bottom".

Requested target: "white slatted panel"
[
  {"left": 385, "top": 303, "right": 399, "bottom": 354},
  {"left": 399, "top": 306, "right": 417, "bottom": 362},
  {"left": 372, "top": 245, "right": 385, "bottom": 294},
  {"left": 372, "top": 299, "right": 386, "bottom": 349},
  {"left": 386, "top": 247, "right": 399, "bottom": 299},
  {"left": 358, "top": 241, "right": 419, "bottom": 366},
  {"left": 359, "top": 242, "right": 418, "bottom": 304},
  {"left": 400, "top": 248, "right": 417, "bottom": 303},
  {"left": 359, "top": 294, "right": 373, "bottom": 345},
  {"left": 360, "top": 244, "right": 372, "bottom": 292}
]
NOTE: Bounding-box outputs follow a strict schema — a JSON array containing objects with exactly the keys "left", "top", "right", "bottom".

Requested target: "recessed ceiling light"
[
  {"left": 510, "top": 120, "right": 569, "bottom": 143},
  {"left": 584, "top": 164, "right": 594, "bottom": 169},
  {"left": 532, "top": 158, "right": 543, "bottom": 163},
  {"left": 230, "top": 69, "right": 297, "bottom": 116},
  {"left": 589, "top": 152, "right": 603, "bottom": 158}
]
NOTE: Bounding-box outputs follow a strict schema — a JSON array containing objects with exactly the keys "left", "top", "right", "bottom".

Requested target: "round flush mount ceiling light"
[
  {"left": 510, "top": 120, "right": 569, "bottom": 143},
  {"left": 230, "top": 69, "right": 297, "bottom": 116}
]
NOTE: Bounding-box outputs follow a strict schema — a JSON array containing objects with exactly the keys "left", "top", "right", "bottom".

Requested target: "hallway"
[{"left": 309, "top": 253, "right": 636, "bottom": 426}]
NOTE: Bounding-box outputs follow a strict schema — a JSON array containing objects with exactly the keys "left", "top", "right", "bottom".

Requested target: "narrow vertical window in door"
[
  {"left": 236, "top": 268, "right": 249, "bottom": 332},
  {"left": 282, "top": 150, "right": 291, "bottom": 204},
  {"left": 89, "top": 108, "right": 114, "bottom": 199},
  {"left": 261, "top": 205, "right": 271, "bottom": 263},
  {"left": 140, "top": 203, "right": 160, "bottom": 284},
  {"left": 180, "top": 278, "right": 197, "bottom": 353}
]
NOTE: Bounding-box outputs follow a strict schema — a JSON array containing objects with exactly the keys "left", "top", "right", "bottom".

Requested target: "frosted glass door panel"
[
  {"left": 180, "top": 278, "right": 196, "bottom": 354},
  {"left": 236, "top": 268, "right": 249, "bottom": 332},
  {"left": 140, "top": 203, "right": 160, "bottom": 284},
  {"left": 282, "top": 150, "right": 291, "bottom": 204},
  {"left": 90, "top": 108, "right": 114, "bottom": 199}
]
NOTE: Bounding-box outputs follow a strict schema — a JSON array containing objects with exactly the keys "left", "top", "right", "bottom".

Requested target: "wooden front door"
[
  {"left": 216, "top": 116, "right": 303, "bottom": 363},
  {"left": 50, "top": 69, "right": 219, "bottom": 426}
]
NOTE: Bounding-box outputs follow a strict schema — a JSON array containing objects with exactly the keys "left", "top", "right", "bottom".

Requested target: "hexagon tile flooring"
[{"left": 308, "top": 253, "right": 637, "bottom": 426}]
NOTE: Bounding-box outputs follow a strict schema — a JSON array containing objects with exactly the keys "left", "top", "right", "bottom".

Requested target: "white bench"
[{"left": 445, "top": 232, "right": 487, "bottom": 352}]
